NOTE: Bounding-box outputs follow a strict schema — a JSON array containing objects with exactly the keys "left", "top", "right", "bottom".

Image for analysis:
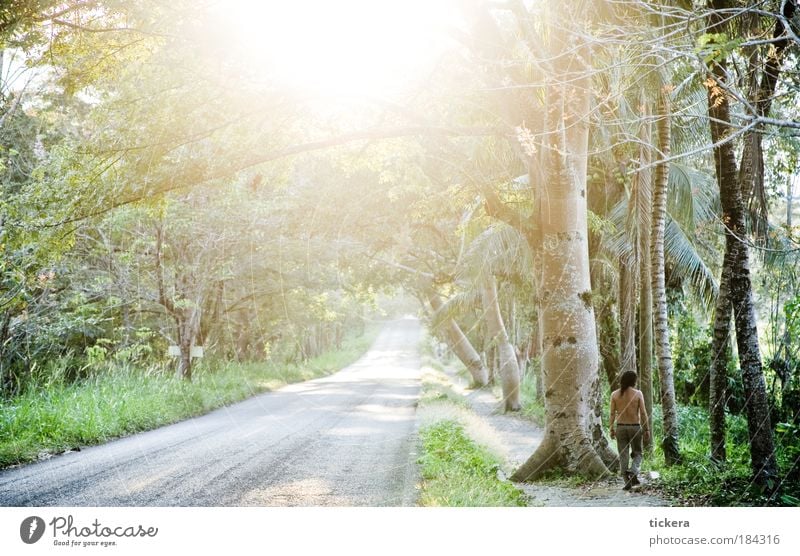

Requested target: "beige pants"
[{"left": 616, "top": 424, "right": 642, "bottom": 476}]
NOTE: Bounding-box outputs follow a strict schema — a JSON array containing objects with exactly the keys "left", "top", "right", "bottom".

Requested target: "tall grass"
[{"left": 0, "top": 327, "right": 378, "bottom": 469}]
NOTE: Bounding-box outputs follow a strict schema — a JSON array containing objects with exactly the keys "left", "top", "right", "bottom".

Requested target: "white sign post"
[{"left": 167, "top": 345, "right": 204, "bottom": 359}]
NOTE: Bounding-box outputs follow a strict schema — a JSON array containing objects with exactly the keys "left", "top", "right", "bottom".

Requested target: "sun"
[{"left": 213, "top": 0, "right": 461, "bottom": 99}]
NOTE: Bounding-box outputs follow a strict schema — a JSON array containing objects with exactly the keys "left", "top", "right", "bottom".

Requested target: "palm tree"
[
  {"left": 480, "top": 274, "right": 522, "bottom": 411},
  {"left": 651, "top": 88, "right": 682, "bottom": 464},
  {"left": 703, "top": 1, "right": 779, "bottom": 489},
  {"left": 592, "top": 64, "right": 719, "bottom": 460},
  {"left": 427, "top": 290, "right": 489, "bottom": 388},
  {"left": 438, "top": 221, "right": 533, "bottom": 410}
]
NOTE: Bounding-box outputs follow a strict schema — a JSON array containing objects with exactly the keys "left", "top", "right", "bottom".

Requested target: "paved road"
[{"left": 0, "top": 318, "right": 422, "bottom": 506}]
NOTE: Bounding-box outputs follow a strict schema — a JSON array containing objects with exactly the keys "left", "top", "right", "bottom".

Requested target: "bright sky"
[{"left": 213, "top": 0, "right": 461, "bottom": 98}]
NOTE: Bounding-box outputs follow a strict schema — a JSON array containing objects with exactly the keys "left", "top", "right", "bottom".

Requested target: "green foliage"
[
  {"left": 785, "top": 296, "right": 800, "bottom": 342},
  {"left": 668, "top": 295, "right": 712, "bottom": 406},
  {"left": 770, "top": 294, "right": 800, "bottom": 423},
  {"left": 775, "top": 421, "right": 800, "bottom": 471},
  {"left": 418, "top": 420, "right": 526, "bottom": 507},
  {"left": 696, "top": 33, "right": 744, "bottom": 63},
  {"left": 649, "top": 405, "right": 800, "bottom": 506}
]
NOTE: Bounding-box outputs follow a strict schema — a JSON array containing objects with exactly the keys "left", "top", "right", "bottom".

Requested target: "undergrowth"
[{"left": 649, "top": 406, "right": 800, "bottom": 506}]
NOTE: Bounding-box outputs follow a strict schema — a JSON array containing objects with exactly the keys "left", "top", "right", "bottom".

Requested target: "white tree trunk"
[
  {"left": 512, "top": 32, "right": 609, "bottom": 479},
  {"left": 427, "top": 292, "right": 489, "bottom": 387},
  {"left": 480, "top": 275, "right": 521, "bottom": 411}
]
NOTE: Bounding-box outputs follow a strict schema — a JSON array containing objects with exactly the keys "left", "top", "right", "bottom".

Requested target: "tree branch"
[
  {"left": 32, "top": 1, "right": 99, "bottom": 22},
  {"left": 42, "top": 124, "right": 510, "bottom": 228}
]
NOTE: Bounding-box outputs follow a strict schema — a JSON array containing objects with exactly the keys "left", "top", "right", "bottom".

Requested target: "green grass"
[
  {"left": 0, "top": 327, "right": 378, "bottom": 469},
  {"left": 418, "top": 420, "right": 526, "bottom": 507},
  {"left": 415, "top": 357, "right": 527, "bottom": 506}
]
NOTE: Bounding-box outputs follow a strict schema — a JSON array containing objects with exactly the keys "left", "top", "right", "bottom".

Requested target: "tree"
[
  {"left": 427, "top": 290, "right": 490, "bottom": 387},
  {"left": 709, "top": 259, "right": 733, "bottom": 462},
  {"left": 636, "top": 103, "right": 655, "bottom": 452},
  {"left": 480, "top": 274, "right": 522, "bottom": 411},
  {"left": 703, "top": 0, "right": 780, "bottom": 490},
  {"left": 512, "top": 4, "right": 610, "bottom": 480},
  {"left": 708, "top": 0, "right": 799, "bottom": 465},
  {"left": 651, "top": 87, "right": 682, "bottom": 464}
]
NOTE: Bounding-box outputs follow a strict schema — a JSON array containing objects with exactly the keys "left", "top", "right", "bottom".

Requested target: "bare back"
[{"left": 611, "top": 387, "right": 643, "bottom": 425}]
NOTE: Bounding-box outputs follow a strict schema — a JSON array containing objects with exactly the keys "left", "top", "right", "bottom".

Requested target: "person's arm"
[
  {"left": 609, "top": 394, "right": 617, "bottom": 439},
  {"left": 639, "top": 391, "right": 650, "bottom": 440}
]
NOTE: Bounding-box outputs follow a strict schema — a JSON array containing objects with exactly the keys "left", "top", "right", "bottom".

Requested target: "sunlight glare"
[{"left": 216, "top": 0, "right": 460, "bottom": 98}]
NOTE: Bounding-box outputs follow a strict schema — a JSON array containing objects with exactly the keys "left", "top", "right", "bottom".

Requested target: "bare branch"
[{"left": 32, "top": 1, "right": 99, "bottom": 22}]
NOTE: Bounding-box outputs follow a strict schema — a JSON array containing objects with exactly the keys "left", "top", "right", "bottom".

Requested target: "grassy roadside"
[
  {"left": 0, "top": 327, "right": 379, "bottom": 469},
  {"left": 416, "top": 356, "right": 526, "bottom": 507},
  {"left": 418, "top": 420, "right": 525, "bottom": 506}
]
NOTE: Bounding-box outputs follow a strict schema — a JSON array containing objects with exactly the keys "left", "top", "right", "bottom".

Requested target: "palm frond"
[
  {"left": 601, "top": 182, "right": 718, "bottom": 308},
  {"left": 430, "top": 289, "right": 482, "bottom": 330},
  {"left": 459, "top": 222, "right": 532, "bottom": 283},
  {"left": 603, "top": 197, "right": 634, "bottom": 259},
  {"left": 671, "top": 84, "right": 713, "bottom": 155},
  {"left": 667, "top": 162, "right": 718, "bottom": 230},
  {"left": 664, "top": 217, "right": 718, "bottom": 308}
]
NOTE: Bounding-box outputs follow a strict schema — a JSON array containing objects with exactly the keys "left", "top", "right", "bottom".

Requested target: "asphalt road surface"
[{"left": 0, "top": 318, "right": 422, "bottom": 506}]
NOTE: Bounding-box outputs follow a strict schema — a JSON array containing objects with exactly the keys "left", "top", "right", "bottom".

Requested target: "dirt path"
[
  {"left": 0, "top": 318, "right": 423, "bottom": 507},
  {"left": 440, "top": 365, "right": 672, "bottom": 507}
]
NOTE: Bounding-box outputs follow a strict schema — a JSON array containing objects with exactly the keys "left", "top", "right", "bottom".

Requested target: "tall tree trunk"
[
  {"left": 707, "top": 0, "right": 779, "bottom": 490},
  {"left": 636, "top": 102, "right": 655, "bottom": 452},
  {"left": 738, "top": 0, "right": 796, "bottom": 240},
  {"left": 512, "top": 28, "right": 610, "bottom": 480},
  {"left": 178, "top": 337, "right": 192, "bottom": 380},
  {"left": 176, "top": 307, "right": 200, "bottom": 380},
  {"left": 427, "top": 292, "right": 489, "bottom": 387},
  {"left": 619, "top": 253, "right": 637, "bottom": 384},
  {"left": 587, "top": 262, "right": 621, "bottom": 468},
  {"left": 651, "top": 87, "right": 682, "bottom": 464},
  {"left": 480, "top": 275, "right": 521, "bottom": 411},
  {"left": 709, "top": 258, "right": 732, "bottom": 462},
  {"left": 531, "top": 318, "right": 544, "bottom": 402}
]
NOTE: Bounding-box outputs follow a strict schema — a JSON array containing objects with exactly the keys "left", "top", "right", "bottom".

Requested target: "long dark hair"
[{"left": 620, "top": 371, "right": 637, "bottom": 394}]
